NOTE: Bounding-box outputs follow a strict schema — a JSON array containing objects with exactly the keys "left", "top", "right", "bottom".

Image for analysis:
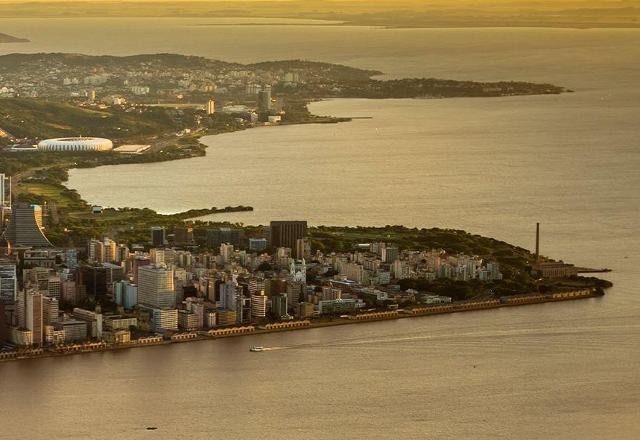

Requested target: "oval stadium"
[{"left": 37, "top": 137, "right": 113, "bottom": 152}]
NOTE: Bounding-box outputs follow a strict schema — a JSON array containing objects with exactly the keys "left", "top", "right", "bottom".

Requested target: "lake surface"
[{"left": 2, "top": 20, "right": 640, "bottom": 439}]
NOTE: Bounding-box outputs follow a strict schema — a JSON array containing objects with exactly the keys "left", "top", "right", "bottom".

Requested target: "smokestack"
[{"left": 535, "top": 222, "right": 540, "bottom": 262}]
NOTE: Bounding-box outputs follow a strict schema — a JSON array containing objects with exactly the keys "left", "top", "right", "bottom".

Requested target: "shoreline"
[{"left": 0, "top": 289, "right": 601, "bottom": 364}]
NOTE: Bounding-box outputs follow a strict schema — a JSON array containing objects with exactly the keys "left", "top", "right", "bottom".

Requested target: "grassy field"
[{"left": 17, "top": 183, "right": 79, "bottom": 208}]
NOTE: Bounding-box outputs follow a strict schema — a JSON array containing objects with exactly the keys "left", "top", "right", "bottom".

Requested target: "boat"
[{"left": 249, "top": 346, "right": 265, "bottom": 352}]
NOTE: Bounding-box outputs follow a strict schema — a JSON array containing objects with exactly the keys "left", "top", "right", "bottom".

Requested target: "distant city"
[
  {"left": 1, "top": 165, "right": 605, "bottom": 363},
  {"left": 1, "top": 174, "right": 536, "bottom": 359}
]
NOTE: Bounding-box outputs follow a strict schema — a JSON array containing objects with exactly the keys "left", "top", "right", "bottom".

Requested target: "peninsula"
[{"left": 0, "top": 52, "right": 611, "bottom": 362}]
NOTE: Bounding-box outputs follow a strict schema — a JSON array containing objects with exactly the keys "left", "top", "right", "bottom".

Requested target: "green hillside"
[{"left": 0, "top": 98, "right": 178, "bottom": 141}]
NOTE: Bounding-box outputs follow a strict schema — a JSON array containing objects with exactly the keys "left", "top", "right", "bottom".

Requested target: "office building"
[
  {"left": 219, "top": 243, "right": 234, "bottom": 264},
  {"left": 295, "top": 238, "right": 311, "bottom": 260},
  {"left": 178, "top": 309, "right": 199, "bottom": 331},
  {"left": 286, "top": 281, "right": 304, "bottom": 311},
  {"left": 47, "top": 275, "right": 62, "bottom": 300},
  {"left": 150, "top": 248, "right": 176, "bottom": 266},
  {"left": 4, "top": 203, "right": 53, "bottom": 249},
  {"left": 381, "top": 246, "right": 399, "bottom": 263},
  {"left": 219, "top": 280, "right": 237, "bottom": 311},
  {"left": 173, "top": 226, "right": 194, "bottom": 246},
  {"left": 77, "top": 265, "right": 108, "bottom": 297},
  {"left": 72, "top": 307, "right": 103, "bottom": 339},
  {"left": 137, "top": 264, "right": 176, "bottom": 309},
  {"left": 270, "top": 294, "right": 288, "bottom": 319},
  {"left": 0, "top": 263, "right": 17, "bottom": 302},
  {"left": 270, "top": 221, "right": 307, "bottom": 249},
  {"left": 150, "top": 227, "right": 166, "bottom": 247},
  {"left": 42, "top": 296, "right": 59, "bottom": 325},
  {"left": 152, "top": 308, "right": 178, "bottom": 332},
  {"left": 25, "top": 291, "right": 44, "bottom": 346},
  {"left": 131, "top": 255, "right": 151, "bottom": 284},
  {"left": 24, "top": 267, "right": 50, "bottom": 291},
  {"left": 103, "top": 315, "right": 137, "bottom": 331},
  {"left": 113, "top": 280, "right": 138, "bottom": 309},
  {"left": 58, "top": 320, "right": 88, "bottom": 342},
  {"left": 249, "top": 238, "right": 267, "bottom": 251},
  {"left": 88, "top": 238, "right": 105, "bottom": 263},
  {"left": 207, "top": 228, "right": 242, "bottom": 248}
]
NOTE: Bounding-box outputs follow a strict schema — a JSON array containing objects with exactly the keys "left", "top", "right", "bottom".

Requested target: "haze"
[{"left": 0, "top": 0, "right": 638, "bottom": 28}]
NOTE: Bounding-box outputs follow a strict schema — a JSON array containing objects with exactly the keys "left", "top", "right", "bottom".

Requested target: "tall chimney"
[{"left": 535, "top": 222, "right": 540, "bottom": 262}]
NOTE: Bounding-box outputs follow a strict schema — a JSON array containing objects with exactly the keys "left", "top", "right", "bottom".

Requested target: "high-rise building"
[
  {"left": 251, "top": 291, "right": 267, "bottom": 319},
  {"left": 257, "top": 85, "right": 272, "bottom": 116},
  {"left": 113, "top": 280, "right": 138, "bottom": 310},
  {"left": 77, "top": 265, "right": 108, "bottom": 297},
  {"left": 42, "top": 296, "right": 59, "bottom": 325},
  {"left": 0, "top": 174, "right": 11, "bottom": 226},
  {"left": 47, "top": 275, "right": 62, "bottom": 300},
  {"left": 25, "top": 291, "right": 43, "bottom": 346},
  {"left": 249, "top": 238, "right": 267, "bottom": 251},
  {"left": 150, "top": 248, "right": 176, "bottom": 266},
  {"left": 295, "top": 237, "right": 311, "bottom": 260},
  {"left": 150, "top": 226, "right": 166, "bottom": 247},
  {"left": 137, "top": 264, "right": 176, "bottom": 309},
  {"left": 173, "top": 226, "right": 194, "bottom": 246},
  {"left": 152, "top": 308, "right": 178, "bottom": 332},
  {"left": 219, "top": 243, "right": 234, "bottom": 264},
  {"left": 88, "top": 238, "right": 105, "bottom": 263},
  {"left": 286, "top": 281, "right": 304, "bottom": 311},
  {"left": 219, "top": 280, "right": 237, "bottom": 311},
  {"left": 381, "top": 246, "right": 399, "bottom": 263},
  {"left": 0, "top": 263, "right": 17, "bottom": 302},
  {"left": 207, "top": 228, "right": 242, "bottom": 248},
  {"left": 131, "top": 255, "right": 151, "bottom": 285},
  {"left": 206, "top": 99, "right": 215, "bottom": 115},
  {"left": 270, "top": 294, "right": 288, "bottom": 319},
  {"left": 103, "top": 238, "right": 118, "bottom": 263},
  {"left": 4, "top": 203, "right": 52, "bottom": 249},
  {"left": 65, "top": 249, "right": 78, "bottom": 270},
  {"left": 270, "top": 221, "right": 307, "bottom": 249},
  {"left": 24, "top": 267, "right": 50, "bottom": 291}
]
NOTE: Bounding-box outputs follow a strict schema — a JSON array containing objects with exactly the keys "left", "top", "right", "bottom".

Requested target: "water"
[{"left": 2, "top": 20, "right": 640, "bottom": 439}]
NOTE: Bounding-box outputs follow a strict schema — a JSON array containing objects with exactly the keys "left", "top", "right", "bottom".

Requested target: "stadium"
[{"left": 37, "top": 137, "right": 113, "bottom": 152}]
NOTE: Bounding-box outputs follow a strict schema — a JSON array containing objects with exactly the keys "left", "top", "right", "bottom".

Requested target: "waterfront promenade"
[{"left": 0, "top": 289, "right": 599, "bottom": 363}]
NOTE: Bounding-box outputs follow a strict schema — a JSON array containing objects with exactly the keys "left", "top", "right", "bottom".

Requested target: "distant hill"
[
  {"left": 0, "top": 98, "right": 179, "bottom": 140},
  {"left": 0, "top": 32, "right": 28, "bottom": 43}
]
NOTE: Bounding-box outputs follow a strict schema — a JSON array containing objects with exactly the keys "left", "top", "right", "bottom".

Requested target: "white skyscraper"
[
  {"left": 137, "top": 264, "right": 176, "bottom": 309},
  {"left": 25, "top": 291, "right": 44, "bottom": 346}
]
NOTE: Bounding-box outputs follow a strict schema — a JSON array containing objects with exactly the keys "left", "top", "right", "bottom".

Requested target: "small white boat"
[{"left": 249, "top": 346, "right": 265, "bottom": 352}]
